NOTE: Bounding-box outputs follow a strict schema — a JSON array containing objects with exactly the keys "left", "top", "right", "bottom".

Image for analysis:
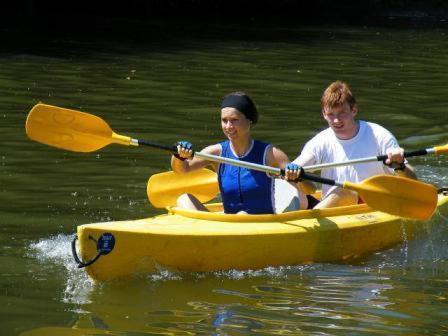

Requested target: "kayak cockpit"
[{"left": 167, "top": 202, "right": 373, "bottom": 223}]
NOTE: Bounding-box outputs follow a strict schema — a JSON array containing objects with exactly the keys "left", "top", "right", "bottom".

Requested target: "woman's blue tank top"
[{"left": 218, "top": 140, "right": 274, "bottom": 214}]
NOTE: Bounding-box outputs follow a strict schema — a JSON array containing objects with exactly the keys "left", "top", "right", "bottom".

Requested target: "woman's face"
[{"left": 221, "top": 107, "right": 252, "bottom": 140}]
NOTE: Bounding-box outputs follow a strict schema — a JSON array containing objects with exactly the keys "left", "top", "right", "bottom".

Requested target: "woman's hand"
[
  {"left": 175, "top": 141, "right": 194, "bottom": 161},
  {"left": 284, "top": 162, "right": 304, "bottom": 182}
]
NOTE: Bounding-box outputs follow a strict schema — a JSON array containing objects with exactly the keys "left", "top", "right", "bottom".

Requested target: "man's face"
[{"left": 322, "top": 102, "right": 358, "bottom": 140}]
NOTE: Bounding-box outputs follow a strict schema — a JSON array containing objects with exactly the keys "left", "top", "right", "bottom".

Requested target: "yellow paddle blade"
[
  {"left": 147, "top": 169, "right": 219, "bottom": 208},
  {"left": 434, "top": 143, "right": 448, "bottom": 154},
  {"left": 344, "top": 175, "right": 438, "bottom": 220},
  {"left": 26, "top": 103, "right": 132, "bottom": 152}
]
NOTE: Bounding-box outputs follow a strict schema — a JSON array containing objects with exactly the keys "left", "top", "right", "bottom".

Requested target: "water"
[{"left": 1, "top": 17, "right": 448, "bottom": 335}]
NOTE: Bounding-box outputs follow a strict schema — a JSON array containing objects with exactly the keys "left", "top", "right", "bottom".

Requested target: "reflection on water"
[{"left": 2, "top": 18, "right": 448, "bottom": 336}]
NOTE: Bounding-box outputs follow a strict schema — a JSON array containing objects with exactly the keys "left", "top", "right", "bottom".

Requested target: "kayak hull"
[{"left": 76, "top": 193, "right": 448, "bottom": 281}]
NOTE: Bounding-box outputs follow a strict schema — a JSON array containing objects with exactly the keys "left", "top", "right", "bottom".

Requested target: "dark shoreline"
[
  {"left": 2, "top": 0, "right": 447, "bottom": 57},
  {"left": 2, "top": 0, "right": 448, "bottom": 25}
]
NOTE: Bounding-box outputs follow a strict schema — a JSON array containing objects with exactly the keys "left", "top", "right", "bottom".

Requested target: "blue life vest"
[{"left": 218, "top": 140, "right": 274, "bottom": 214}]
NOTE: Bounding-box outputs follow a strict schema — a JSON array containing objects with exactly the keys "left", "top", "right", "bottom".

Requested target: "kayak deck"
[{"left": 76, "top": 192, "right": 448, "bottom": 281}]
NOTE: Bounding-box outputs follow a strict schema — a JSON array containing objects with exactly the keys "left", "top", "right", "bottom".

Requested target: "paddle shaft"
[
  {"left": 137, "top": 139, "right": 340, "bottom": 186},
  {"left": 299, "top": 173, "right": 342, "bottom": 187},
  {"left": 304, "top": 146, "right": 444, "bottom": 171},
  {"left": 136, "top": 139, "right": 353, "bottom": 176},
  {"left": 136, "top": 140, "right": 446, "bottom": 178},
  {"left": 137, "top": 139, "right": 333, "bottom": 177},
  {"left": 136, "top": 139, "right": 284, "bottom": 175}
]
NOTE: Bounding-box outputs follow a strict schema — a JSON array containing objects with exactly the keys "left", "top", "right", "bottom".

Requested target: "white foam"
[{"left": 27, "top": 234, "right": 95, "bottom": 304}]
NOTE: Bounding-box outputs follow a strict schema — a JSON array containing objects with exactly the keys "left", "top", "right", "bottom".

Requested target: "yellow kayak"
[{"left": 72, "top": 190, "right": 448, "bottom": 282}]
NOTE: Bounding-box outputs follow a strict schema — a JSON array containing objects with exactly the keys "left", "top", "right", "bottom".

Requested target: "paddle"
[
  {"left": 304, "top": 144, "right": 448, "bottom": 172},
  {"left": 25, "top": 103, "right": 287, "bottom": 174},
  {"left": 26, "top": 103, "right": 438, "bottom": 219},
  {"left": 147, "top": 169, "right": 219, "bottom": 208},
  {"left": 25, "top": 103, "right": 329, "bottom": 176}
]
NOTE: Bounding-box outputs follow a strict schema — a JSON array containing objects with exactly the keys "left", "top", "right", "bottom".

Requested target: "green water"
[{"left": 1, "top": 19, "right": 448, "bottom": 335}]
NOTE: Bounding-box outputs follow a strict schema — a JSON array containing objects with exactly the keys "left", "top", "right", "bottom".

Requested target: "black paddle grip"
[
  {"left": 377, "top": 149, "right": 428, "bottom": 162},
  {"left": 301, "top": 172, "right": 337, "bottom": 186},
  {"left": 138, "top": 139, "right": 176, "bottom": 153},
  {"left": 280, "top": 169, "right": 336, "bottom": 186}
]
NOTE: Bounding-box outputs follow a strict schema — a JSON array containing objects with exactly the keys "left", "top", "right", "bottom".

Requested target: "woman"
[{"left": 171, "top": 92, "right": 313, "bottom": 214}]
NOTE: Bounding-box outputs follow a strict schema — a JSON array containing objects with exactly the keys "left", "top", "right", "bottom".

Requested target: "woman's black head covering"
[{"left": 220, "top": 92, "right": 258, "bottom": 125}]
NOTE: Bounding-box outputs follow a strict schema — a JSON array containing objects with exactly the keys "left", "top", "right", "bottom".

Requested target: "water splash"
[
  {"left": 26, "top": 235, "right": 314, "bottom": 288},
  {"left": 27, "top": 234, "right": 95, "bottom": 305}
]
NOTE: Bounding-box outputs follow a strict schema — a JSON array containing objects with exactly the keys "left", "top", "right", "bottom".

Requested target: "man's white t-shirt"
[{"left": 294, "top": 121, "right": 398, "bottom": 199}]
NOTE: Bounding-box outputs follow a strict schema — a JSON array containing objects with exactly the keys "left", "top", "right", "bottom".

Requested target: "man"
[{"left": 291, "top": 81, "right": 417, "bottom": 208}]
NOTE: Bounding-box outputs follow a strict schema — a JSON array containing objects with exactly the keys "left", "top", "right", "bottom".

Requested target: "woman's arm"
[{"left": 268, "top": 146, "right": 316, "bottom": 195}]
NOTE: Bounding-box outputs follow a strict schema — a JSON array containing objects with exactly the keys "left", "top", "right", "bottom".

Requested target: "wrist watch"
[{"left": 394, "top": 162, "right": 406, "bottom": 172}]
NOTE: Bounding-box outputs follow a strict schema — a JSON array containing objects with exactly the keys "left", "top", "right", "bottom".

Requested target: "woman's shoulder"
[{"left": 202, "top": 143, "right": 222, "bottom": 156}]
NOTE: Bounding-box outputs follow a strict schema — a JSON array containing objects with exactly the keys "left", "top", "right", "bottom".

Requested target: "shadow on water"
[
  {"left": 1, "top": 18, "right": 359, "bottom": 59},
  {"left": 2, "top": 2, "right": 448, "bottom": 58}
]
